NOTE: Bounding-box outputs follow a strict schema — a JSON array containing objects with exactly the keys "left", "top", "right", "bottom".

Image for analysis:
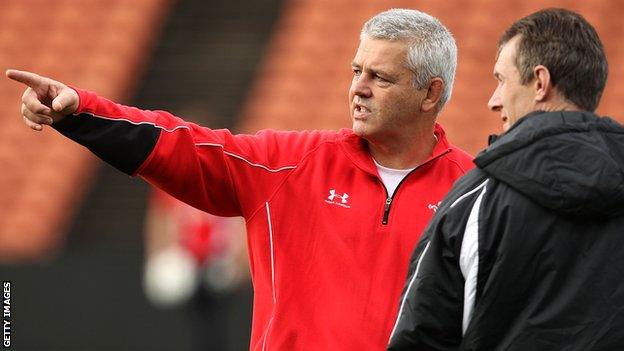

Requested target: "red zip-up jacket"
[{"left": 54, "top": 89, "right": 474, "bottom": 350}]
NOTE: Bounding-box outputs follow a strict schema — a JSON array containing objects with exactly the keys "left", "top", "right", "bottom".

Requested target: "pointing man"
[{"left": 9, "top": 9, "right": 473, "bottom": 350}]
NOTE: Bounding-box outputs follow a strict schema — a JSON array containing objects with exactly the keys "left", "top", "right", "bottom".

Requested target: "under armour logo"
[
  {"left": 428, "top": 201, "right": 442, "bottom": 212},
  {"left": 325, "top": 189, "right": 351, "bottom": 208},
  {"left": 328, "top": 189, "right": 349, "bottom": 203}
]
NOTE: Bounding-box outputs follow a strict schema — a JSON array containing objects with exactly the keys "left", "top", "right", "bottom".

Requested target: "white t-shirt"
[{"left": 374, "top": 160, "right": 415, "bottom": 197}]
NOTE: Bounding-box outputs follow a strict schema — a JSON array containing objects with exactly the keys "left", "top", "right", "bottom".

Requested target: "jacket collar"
[{"left": 340, "top": 123, "right": 453, "bottom": 177}]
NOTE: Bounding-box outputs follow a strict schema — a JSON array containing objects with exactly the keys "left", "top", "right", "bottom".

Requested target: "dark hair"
[{"left": 498, "top": 8, "right": 608, "bottom": 111}]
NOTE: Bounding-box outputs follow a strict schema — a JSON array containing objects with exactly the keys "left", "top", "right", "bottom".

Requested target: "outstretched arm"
[
  {"left": 6, "top": 69, "right": 79, "bottom": 131},
  {"left": 5, "top": 69, "right": 305, "bottom": 218}
]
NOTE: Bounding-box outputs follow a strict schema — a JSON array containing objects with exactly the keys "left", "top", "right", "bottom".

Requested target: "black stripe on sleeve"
[{"left": 53, "top": 113, "right": 161, "bottom": 175}]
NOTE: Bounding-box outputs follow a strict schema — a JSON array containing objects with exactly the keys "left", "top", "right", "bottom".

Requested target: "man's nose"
[
  {"left": 350, "top": 75, "right": 372, "bottom": 98},
  {"left": 488, "top": 86, "right": 502, "bottom": 112}
]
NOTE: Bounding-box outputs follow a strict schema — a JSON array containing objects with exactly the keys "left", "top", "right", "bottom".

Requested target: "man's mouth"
[{"left": 353, "top": 103, "right": 371, "bottom": 118}]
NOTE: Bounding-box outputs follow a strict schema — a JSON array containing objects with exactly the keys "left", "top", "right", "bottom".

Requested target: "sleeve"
[
  {"left": 388, "top": 175, "right": 489, "bottom": 351},
  {"left": 52, "top": 88, "right": 321, "bottom": 218}
]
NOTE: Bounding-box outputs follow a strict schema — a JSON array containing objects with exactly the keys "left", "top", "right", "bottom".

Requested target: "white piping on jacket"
[
  {"left": 451, "top": 179, "right": 489, "bottom": 208},
  {"left": 460, "top": 182, "right": 488, "bottom": 334},
  {"left": 196, "top": 143, "right": 297, "bottom": 173},
  {"left": 261, "top": 202, "right": 277, "bottom": 350},
  {"left": 262, "top": 316, "right": 274, "bottom": 351},
  {"left": 265, "top": 202, "right": 277, "bottom": 304},
  {"left": 388, "top": 240, "right": 432, "bottom": 344},
  {"left": 78, "top": 111, "right": 192, "bottom": 133}
]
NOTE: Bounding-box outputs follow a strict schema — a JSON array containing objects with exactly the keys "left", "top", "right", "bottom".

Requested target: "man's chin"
[{"left": 352, "top": 122, "right": 367, "bottom": 137}]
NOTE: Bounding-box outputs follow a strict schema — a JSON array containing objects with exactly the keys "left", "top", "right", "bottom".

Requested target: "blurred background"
[{"left": 0, "top": 0, "right": 622, "bottom": 350}]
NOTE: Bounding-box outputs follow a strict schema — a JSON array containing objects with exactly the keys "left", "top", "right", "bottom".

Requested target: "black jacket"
[{"left": 388, "top": 111, "right": 624, "bottom": 350}]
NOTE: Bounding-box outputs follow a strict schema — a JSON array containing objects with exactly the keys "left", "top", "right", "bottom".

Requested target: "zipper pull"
[{"left": 382, "top": 197, "right": 393, "bottom": 225}]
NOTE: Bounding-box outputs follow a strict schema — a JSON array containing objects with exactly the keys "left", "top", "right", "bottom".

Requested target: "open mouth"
[{"left": 354, "top": 103, "right": 370, "bottom": 113}]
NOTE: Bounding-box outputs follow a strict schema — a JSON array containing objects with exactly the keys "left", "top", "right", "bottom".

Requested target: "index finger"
[{"left": 5, "top": 69, "right": 43, "bottom": 88}]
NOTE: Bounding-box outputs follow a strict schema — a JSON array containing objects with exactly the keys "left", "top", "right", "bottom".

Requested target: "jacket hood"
[{"left": 474, "top": 111, "right": 624, "bottom": 218}]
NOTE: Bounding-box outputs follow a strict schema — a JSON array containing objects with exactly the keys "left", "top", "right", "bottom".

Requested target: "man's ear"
[
  {"left": 533, "top": 65, "right": 552, "bottom": 102},
  {"left": 421, "top": 78, "right": 443, "bottom": 113}
]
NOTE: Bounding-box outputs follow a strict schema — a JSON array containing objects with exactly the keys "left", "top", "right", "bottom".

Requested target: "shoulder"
[
  {"left": 444, "top": 145, "right": 475, "bottom": 174},
  {"left": 438, "top": 169, "right": 490, "bottom": 217},
  {"left": 433, "top": 123, "right": 475, "bottom": 173}
]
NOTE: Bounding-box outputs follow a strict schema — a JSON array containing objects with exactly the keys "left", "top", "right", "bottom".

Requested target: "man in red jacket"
[{"left": 8, "top": 8, "right": 472, "bottom": 351}]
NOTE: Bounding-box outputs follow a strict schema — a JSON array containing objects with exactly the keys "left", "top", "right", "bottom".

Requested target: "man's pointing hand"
[{"left": 6, "top": 69, "right": 79, "bottom": 131}]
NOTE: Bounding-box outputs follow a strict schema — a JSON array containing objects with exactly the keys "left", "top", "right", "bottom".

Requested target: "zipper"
[
  {"left": 379, "top": 149, "right": 451, "bottom": 225},
  {"left": 382, "top": 197, "right": 393, "bottom": 224}
]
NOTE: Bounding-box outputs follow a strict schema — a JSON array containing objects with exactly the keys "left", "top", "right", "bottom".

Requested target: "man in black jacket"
[{"left": 388, "top": 8, "right": 624, "bottom": 351}]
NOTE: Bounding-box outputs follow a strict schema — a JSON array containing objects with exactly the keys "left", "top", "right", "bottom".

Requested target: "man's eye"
[
  {"left": 352, "top": 69, "right": 362, "bottom": 76},
  {"left": 374, "top": 75, "right": 389, "bottom": 83}
]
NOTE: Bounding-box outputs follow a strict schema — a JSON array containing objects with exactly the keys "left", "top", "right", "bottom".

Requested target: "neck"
[
  {"left": 536, "top": 95, "right": 581, "bottom": 113},
  {"left": 367, "top": 125, "right": 438, "bottom": 169}
]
